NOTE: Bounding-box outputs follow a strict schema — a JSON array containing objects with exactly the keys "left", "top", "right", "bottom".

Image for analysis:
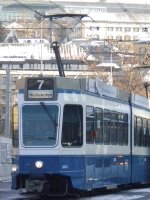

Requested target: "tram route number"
[{"left": 25, "top": 77, "right": 55, "bottom": 100}]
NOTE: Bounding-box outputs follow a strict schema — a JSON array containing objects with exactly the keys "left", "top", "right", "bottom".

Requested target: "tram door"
[
  {"left": 85, "top": 106, "right": 103, "bottom": 190},
  {"left": 85, "top": 106, "right": 95, "bottom": 189},
  {"left": 85, "top": 157, "right": 95, "bottom": 190}
]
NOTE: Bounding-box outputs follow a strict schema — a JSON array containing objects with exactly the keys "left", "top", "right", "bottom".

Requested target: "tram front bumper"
[
  {"left": 12, "top": 173, "right": 71, "bottom": 195},
  {"left": 25, "top": 179, "right": 44, "bottom": 193}
]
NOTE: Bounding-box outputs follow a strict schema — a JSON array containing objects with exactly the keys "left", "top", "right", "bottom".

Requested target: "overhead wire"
[
  {"left": 12, "top": 0, "right": 93, "bottom": 44},
  {"left": 112, "top": 0, "right": 150, "bottom": 68},
  {"left": 114, "top": 0, "right": 150, "bottom": 36},
  {"left": 6, "top": 0, "right": 150, "bottom": 59},
  {"left": 4, "top": 0, "right": 150, "bottom": 43}
]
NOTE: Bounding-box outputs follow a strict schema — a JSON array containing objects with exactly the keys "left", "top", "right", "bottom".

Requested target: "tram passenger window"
[
  {"left": 61, "top": 104, "right": 83, "bottom": 147},
  {"left": 124, "top": 114, "right": 128, "bottom": 145},
  {"left": 110, "top": 112, "right": 117, "bottom": 145},
  {"left": 138, "top": 117, "right": 143, "bottom": 146},
  {"left": 118, "top": 113, "right": 128, "bottom": 146},
  {"left": 103, "top": 109, "right": 110, "bottom": 145},
  {"left": 118, "top": 122, "right": 125, "bottom": 145},
  {"left": 143, "top": 118, "right": 148, "bottom": 147},
  {"left": 134, "top": 116, "right": 137, "bottom": 146},
  {"left": 95, "top": 108, "right": 103, "bottom": 144},
  {"left": 135, "top": 117, "right": 143, "bottom": 147},
  {"left": 86, "top": 106, "right": 94, "bottom": 144}
]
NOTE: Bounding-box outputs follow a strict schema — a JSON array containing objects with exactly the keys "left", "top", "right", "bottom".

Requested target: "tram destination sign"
[{"left": 25, "top": 77, "right": 56, "bottom": 100}]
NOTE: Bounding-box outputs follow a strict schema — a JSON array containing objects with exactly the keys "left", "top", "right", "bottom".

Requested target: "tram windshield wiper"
[{"left": 40, "top": 102, "right": 57, "bottom": 128}]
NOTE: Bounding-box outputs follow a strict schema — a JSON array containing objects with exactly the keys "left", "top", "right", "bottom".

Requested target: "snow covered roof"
[
  {"left": 84, "top": 12, "right": 150, "bottom": 23},
  {"left": 0, "top": 44, "right": 52, "bottom": 61},
  {"left": 5, "top": 22, "right": 23, "bottom": 29}
]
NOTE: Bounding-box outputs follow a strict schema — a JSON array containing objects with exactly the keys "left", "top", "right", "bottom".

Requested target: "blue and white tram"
[{"left": 11, "top": 76, "right": 150, "bottom": 196}]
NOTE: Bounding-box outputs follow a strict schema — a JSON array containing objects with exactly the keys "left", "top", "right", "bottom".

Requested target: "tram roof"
[{"left": 16, "top": 76, "right": 150, "bottom": 108}]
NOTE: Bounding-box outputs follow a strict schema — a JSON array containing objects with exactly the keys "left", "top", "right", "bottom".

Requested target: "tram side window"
[
  {"left": 86, "top": 106, "right": 94, "bottom": 144},
  {"left": 134, "top": 116, "right": 137, "bottom": 146},
  {"left": 61, "top": 104, "right": 83, "bottom": 147},
  {"left": 143, "top": 118, "right": 148, "bottom": 147},
  {"left": 124, "top": 114, "right": 128, "bottom": 145},
  {"left": 134, "top": 117, "right": 143, "bottom": 147},
  {"left": 118, "top": 113, "right": 128, "bottom": 146},
  {"left": 110, "top": 111, "right": 118, "bottom": 145},
  {"left": 95, "top": 107, "right": 103, "bottom": 144},
  {"left": 103, "top": 109, "right": 110, "bottom": 145}
]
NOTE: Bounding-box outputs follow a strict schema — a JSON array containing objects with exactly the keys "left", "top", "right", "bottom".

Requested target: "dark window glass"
[
  {"left": 111, "top": 111, "right": 118, "bottom": 120},
  {"left": 22, "top": 104, "right": 58, "bottom": 146},
  {"left": 124, "top": 115, "right": 128, "bottom": 145},
  {"left": 110, "top": 111, "right": 118, "bottom": 145},
  {"left": 118, "top": 113, "right": 128, "bottom": 146},
  {"left": 111, "top": 121, "right": 117, "bottom": 145},
  {"left": 118, "top": 122, "right": 125, "bottom": 145},
  {"left": 143, "top": 118, "right": 148, "bottom": 147},
  {"left": 95, "top": 107, "right": 103, "bottom": 144},
  {"left": 103, "top": 109, "right": 110, "bottom": 145},
  {"left": 135, "top": 117, "right": 143, "bottom": 146},
  {"left": 134, "top": 116, "right": 137, "bottom": 146},
  {"left": 86, "top": 106, "right": 94, "bottom": 144},
  {"left": 61, "top": 105, "right": 83, "bottom": 147}
]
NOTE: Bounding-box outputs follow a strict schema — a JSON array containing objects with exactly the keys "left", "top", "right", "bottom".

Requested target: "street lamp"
[
  {"left": 131, "top": 65, "right": 150, "bottom": 98},
  {"left": 143, "top": 82, "right": 150, "bottom": 98}
]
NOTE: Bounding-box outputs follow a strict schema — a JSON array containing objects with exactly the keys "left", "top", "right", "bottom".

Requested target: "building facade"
[{"left": 0, "top": 1, "right": 150, "bottom": 42}]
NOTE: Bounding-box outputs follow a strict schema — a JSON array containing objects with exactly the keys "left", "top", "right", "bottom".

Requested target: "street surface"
[{"left": 1, "top": 180, "right": 150, "bottom": 199}]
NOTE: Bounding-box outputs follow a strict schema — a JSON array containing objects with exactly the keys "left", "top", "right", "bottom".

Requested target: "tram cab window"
[
  {"left": 61, "top": 104, "right": 83, "bottom": 147},
  {"left": 86, "top": 106, "right": 94, "bottom": 144},
  {"left": 22, "top": 105, "right": 58, "bottom": 146}
]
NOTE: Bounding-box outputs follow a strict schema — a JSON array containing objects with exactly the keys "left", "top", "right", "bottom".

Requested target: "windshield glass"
[{"left": 22, "top": 104, "right": 58, "bottom": 146}]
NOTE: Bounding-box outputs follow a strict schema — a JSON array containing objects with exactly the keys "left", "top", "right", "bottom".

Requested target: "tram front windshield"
[{"left": 22, "top": 104, "right": 58, "bottom": 146}]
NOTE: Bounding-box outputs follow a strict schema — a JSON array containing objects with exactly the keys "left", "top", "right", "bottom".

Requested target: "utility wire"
[
  {"left": 12, "top": 0, "right": 42, "bottom": 18},
  {"left": 12, "top": 0, "right": 91, "bottom": 45},
  {"left": 114, "top": 0, "right": 150, "bottom": 35}
]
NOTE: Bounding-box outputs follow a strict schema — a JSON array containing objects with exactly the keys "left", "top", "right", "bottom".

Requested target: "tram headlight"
[
  {"left": 12, "top": 164, "right": 18, "bottom": 172},
  {"left": 35, "top": 161, "right": 43, "bottom": 169}
]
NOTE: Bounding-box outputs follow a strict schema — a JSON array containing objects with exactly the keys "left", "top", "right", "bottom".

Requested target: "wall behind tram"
[{"left": 0, "top": 137, "right": 12, "bottom": 181}]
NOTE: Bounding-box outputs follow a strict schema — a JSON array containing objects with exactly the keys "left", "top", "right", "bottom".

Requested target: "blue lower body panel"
[
  {"left": 85, "top": 155, "right": 131, "bottom": 190},
  {"left": 132, "top": 155, "right": 150, "bottom": 184},
  {"left": 12, "top": 154, "right": 150, "bottom": 193}
]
